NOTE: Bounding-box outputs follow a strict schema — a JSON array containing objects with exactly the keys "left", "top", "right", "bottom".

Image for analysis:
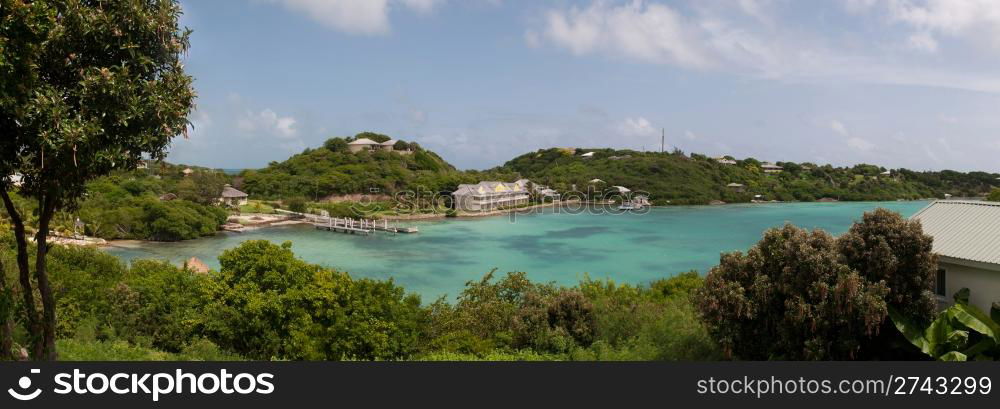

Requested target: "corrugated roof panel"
[{"left": 911, "top": 200, "right": 1000, "bottom": 265}]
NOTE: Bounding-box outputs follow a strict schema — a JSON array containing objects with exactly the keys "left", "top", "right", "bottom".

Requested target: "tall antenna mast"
[{"left": 661, "top": 128, "right": 665, "bottom": 153}]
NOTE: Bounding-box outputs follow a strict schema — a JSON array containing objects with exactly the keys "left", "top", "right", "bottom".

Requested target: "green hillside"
[
  {"left": 497, "top": 148, "right": 1000, "bottom": 205},
  {"left": 240, "top": 132, "right": 481, "bottom": 199}
]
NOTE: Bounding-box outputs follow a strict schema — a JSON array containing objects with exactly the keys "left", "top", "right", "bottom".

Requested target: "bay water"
[{"left": 104, "top": 201, "right": 929, "bottom": 300}]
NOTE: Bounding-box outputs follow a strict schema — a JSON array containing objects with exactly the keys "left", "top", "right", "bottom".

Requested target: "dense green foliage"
[
  {"left": 497, "top": 148, "right": 1000, "bottom": 205},
  {"left": 989, "top": 188, "right": 1000, "bottom": 202},
  {"left": 241, "top": 133, "right": 482, "bottom": 199},
  {"left": 0, "top": 235, "right": 720, "bottom": 361},
  {"left": 696, "top": 209, "right": 937, "bottom": 360},
  {"left": 422, "top": 270, "right": 718, "bottom": 360},
  {"left": 201, "top": 240, "right": 424, "bottom": 360},
  {"left": 1, "top": 165, "right": 230, "bottom": 241}
]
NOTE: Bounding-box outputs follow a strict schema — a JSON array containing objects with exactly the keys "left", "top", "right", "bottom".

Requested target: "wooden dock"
[
  {"left": 280, "top": 210, "right": 418, "bottom": 236},
  {"left": 313, "top": 218, "right": 374, "bottom": 235}
]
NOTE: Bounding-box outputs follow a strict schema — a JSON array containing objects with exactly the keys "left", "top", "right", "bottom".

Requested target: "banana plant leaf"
[
  {"left": 939, "top": 351, "right": 967, "bottom": 361},
  {"left": 889, "top": 306, "right": 934, "bottom": 356},
  {"left": 948, "top": 303, "right": 1000, "bottom": 343}
]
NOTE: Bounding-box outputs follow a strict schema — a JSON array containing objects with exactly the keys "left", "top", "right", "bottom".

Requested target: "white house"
[
  {"left": 347, "top": 138, "right": 381, "bottom": 153},
  {"left": 911, "top": 200, "right": 1000, "bottom": 312},
  {"left": 348, "top": 138, "right": 408, "bottom": 153},
  {"left": 761, "top": 162, "right": 783, "bottom": 173},
  {"left": 714, "top": 157, "right": 737, "bottom": 165},
  {"left": 581, "top": 152, "right": 595, "bottom": 158},
  {"left": 452, "top": 180, "right": 530, "bottom": 212}
]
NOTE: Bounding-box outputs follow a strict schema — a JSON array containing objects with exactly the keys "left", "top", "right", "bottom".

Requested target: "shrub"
[
  {"left": 286, "top": 197, "right": 308, "bottom": 213},
  {"left": 200, "top": 240, "right": 423, "bottom": 360},
  {"left": 696, "top": 210, "right": 937, "bottom": 360}
]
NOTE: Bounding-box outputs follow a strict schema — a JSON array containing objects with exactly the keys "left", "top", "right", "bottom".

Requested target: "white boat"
[{"left": 619, "top": 195, "right": 650, "bottom": 210}]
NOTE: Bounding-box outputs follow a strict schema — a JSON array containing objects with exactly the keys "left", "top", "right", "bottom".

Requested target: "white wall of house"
[{"left": 938, "top": 257, "right": 1000, "bottom": 312}]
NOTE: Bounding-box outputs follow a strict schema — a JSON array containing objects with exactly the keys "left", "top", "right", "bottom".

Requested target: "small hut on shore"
[{"left": 219, "top": 184, "right": 248, "bottom": 207}]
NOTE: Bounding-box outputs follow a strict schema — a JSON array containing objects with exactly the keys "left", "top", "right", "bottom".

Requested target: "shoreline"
[{"left": 96, "top": 198, "right": 932, "bottom": 248}]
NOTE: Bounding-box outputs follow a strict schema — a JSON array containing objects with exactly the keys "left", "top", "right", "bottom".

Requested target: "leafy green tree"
[
  {"left": 988, "top": 188, "right": 1000, "bottom": 202},
  {"left": 696, "top": 224, "right": 890, "bottom": 360},
  {"left": 201, "top": 240, "right": 423, "bottom": 360},
  {"left": 175, "top": 171, "right": 229, "bottom": 205},
  {"left": 0, "top": 0, "right": 194, "bottom": 359},
  {"left": 323, "top": 137, "right": 349, "bottom": 153}
]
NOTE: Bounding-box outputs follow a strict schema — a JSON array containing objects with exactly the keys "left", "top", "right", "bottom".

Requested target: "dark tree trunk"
[
  {"left": 0, "top": 190, "right": 42, "bottom": 359},
  {"left": 34, "top": 195, "right": 57, "bottom": 360},
  {"left": 0, "top": 258, "right": 13, "bottom": 361}
]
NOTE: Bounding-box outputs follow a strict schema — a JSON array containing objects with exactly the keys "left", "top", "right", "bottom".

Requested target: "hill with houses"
[
  {"left": 495, "top": 148, "right": 1000, "bottom": 205},
  {"left": 238, "top": 132, "right": 516, "bottom": 200}
]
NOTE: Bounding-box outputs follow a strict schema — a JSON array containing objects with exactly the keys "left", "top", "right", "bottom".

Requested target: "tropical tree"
[
  {"left": 696, "top": 224, "right": 890, "bottom": 360},
  {"left": 0, "top": 0, "right": 194, "bottom": 359}
]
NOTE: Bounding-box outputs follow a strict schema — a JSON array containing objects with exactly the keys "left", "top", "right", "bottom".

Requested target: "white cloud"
[
  {"left": 529, "top": 0, "right": 1000, "bottom": 94},
  {"left": 269, "top": 0, "right": 444, "bottom": 35},
  {"left": 737, "top": 0, "right": 776, "bottom": 25},
  {"left": 887, "top": 0, "right": 1000, "bottom": 35},
  {"left": 398, "top": 0, "right": 444, "bottom": 14},
  {"left": 870, "top": 0, "right": 1000, "bottom": 50},
  {"left": 535, "top": 1, "right": 713, "bottom": 68},
  {"left": 239, "top": 108, "right": 298, "bottom": 139},
  {"left": 618, "top": 117, "right": 658, "bottom": 137},
  {"left": 829, "top": 120, "right": 849, "bottom": 137},
  {"left": 906, "top": 31, "right": 938, "bottom": 52},
  {"left": 683, "top": 130, "right": 698, "bottom": 140},
  {"left": 828, "top": 119, "right": 875, "bottom": 152}
]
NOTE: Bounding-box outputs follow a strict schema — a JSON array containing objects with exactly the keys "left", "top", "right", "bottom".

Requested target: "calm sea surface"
[{"left": 104, "top": 201, "right": 929, "bottom": 300}]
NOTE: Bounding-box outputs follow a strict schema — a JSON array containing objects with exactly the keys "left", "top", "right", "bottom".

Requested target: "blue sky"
[{"left": 169, "top": 0, "right": 1000, "bottom": 171}]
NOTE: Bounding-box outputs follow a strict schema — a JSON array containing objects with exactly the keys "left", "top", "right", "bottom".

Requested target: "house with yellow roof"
[{"left": 452, "top": 180, "right": 531, "bottom": 212}]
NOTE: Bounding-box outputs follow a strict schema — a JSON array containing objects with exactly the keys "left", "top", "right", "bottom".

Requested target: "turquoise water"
[{"left": 104, "top": 201, "right": 929, "bottom": 300}]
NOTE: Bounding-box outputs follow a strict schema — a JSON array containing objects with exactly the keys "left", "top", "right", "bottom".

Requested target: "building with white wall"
[{"left": 911, "top": 200, "right": 1000, "bottom": 312}]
